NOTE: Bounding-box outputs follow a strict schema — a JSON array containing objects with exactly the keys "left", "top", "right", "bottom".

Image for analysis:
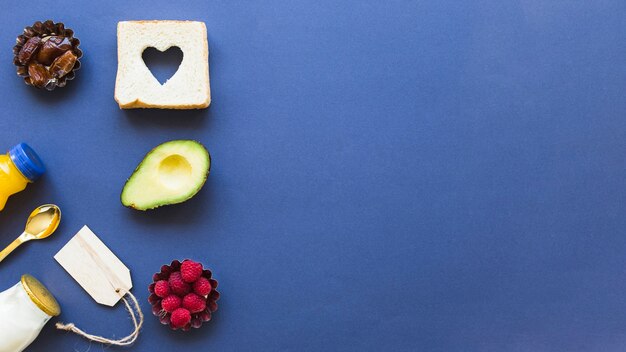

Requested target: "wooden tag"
[{"left": 54, "top": 225, "right": 133, "bottom": 307}]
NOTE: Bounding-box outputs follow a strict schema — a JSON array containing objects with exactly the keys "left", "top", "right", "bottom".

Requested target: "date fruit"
[
  {"left": 36, "top": 36, "right": 73, "bottom": 66},
  {"left": 49, "top": 51, "right": 77, "bottom": 78},
  {"left": 13, "top": 20, "right": 81, "bottom": 90},
  {"left": 27, "top": 62, "right": 51, "bottom": 88},
  {"left": 17, "top": 37, "right": 42, "bottom": 65}
]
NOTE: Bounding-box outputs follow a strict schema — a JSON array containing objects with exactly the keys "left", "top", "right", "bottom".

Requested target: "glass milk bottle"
[{"left": 0, "top": 274, "right": 61, "bottom": 352}]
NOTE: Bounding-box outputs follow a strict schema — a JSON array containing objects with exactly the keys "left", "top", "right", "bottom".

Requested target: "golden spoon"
[{"left": 0, "top": 204, "right": 61, "bottom": 263}]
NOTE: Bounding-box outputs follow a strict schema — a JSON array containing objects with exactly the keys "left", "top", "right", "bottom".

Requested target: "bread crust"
[{"left": 114, "top": 20, "right": 211, "bottom": 110}]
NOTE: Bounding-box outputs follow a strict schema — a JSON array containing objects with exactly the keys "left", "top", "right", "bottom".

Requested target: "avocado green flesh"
[{"left": 121, "top": 140, "right": 210, "bottom": 210}]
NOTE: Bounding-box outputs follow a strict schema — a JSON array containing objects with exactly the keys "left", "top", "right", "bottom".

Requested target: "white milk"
[{"left": 0, "top": 277, "right": 58, "bottom": 352}]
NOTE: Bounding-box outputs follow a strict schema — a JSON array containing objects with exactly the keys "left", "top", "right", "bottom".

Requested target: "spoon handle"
[{"left": 0, "top": 233, "right": 27, "bottom": 263}]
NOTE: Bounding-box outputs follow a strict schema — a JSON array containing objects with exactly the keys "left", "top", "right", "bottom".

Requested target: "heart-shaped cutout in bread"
[{"left": 142, "top": 46, "right": 183, "bottom": 85}]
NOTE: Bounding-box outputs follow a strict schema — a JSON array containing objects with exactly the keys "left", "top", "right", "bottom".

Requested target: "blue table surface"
[{"left": 1, "top": 1, "right": 625, "bottom": 351}]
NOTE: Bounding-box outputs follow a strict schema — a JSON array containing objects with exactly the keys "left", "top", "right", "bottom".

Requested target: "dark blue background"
[{"left": 1, "top": 1, "right": 625, "bottom": 351}]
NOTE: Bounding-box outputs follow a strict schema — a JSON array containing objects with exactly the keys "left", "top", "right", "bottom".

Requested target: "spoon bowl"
[
  {"left": 0, "top": 204, "right": 61, "bottom": 263},
  {"left": 24, "top": 204, "right": 61, "bottom": 239}
]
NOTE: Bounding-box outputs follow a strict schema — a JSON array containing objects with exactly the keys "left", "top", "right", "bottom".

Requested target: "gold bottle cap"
[{"left": 21, "top": 274, "right": 61, "bottom": 317}]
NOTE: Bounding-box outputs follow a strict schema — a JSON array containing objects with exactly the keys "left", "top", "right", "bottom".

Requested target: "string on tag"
[{"left": 55, "top": 290, "right": 143, "bottom": 346}]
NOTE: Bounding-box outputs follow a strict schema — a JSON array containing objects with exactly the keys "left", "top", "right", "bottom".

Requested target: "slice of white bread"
[{"left": 114, "top": 21, "right": 211, "bottom": 109}]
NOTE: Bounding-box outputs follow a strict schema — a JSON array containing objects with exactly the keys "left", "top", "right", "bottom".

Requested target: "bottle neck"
[
  {"left": 20, "top": 275, "right": 60, "bottom": 317},
  {"left": 6, "top": 155, "right": 31, "bottom": 183}
]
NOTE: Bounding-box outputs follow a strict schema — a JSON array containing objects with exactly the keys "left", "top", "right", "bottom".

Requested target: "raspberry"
[
  {"left": 182, "top": 293, "right": 207, "bottom": 313},
  {"left": 160, "top": 295, "right": 182, "bottom": 313},
  {"left": 168, "top": 272, "right": 191, "bottom": 296},
  {"left": 154, "top": 280, "right": 170, "bottom": 298},
  {"left": 193, "top": 277, "right": 212, "bottom": 296},
  {"left": 180, "top": 260, "right": 203, "bottom": 283},
  {"left": 170, "top": 308, "right": 191, "bottom": 328}
]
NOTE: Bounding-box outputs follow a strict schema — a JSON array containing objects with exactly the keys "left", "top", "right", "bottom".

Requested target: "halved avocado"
[{"left": 121, "top": 140, "right": 210, "bottom": 210}]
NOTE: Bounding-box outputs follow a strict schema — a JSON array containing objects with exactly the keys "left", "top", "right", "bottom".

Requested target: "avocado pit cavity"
[{"left": 158, "top": 155, "right": 192, "bottom": 189}]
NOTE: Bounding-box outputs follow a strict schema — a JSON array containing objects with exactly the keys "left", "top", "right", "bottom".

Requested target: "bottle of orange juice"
[{"left": 0, "top": 143, "right": 45, "bottom": 211}]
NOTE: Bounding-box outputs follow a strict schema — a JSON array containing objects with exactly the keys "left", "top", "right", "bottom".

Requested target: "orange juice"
[{"left": 0, "top": 144, "right": 45, "bottom": 211}]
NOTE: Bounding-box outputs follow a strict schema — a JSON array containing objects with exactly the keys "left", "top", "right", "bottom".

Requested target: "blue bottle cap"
[{"left": 9, "top": 143, "right": 45, "bottom": 182}]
